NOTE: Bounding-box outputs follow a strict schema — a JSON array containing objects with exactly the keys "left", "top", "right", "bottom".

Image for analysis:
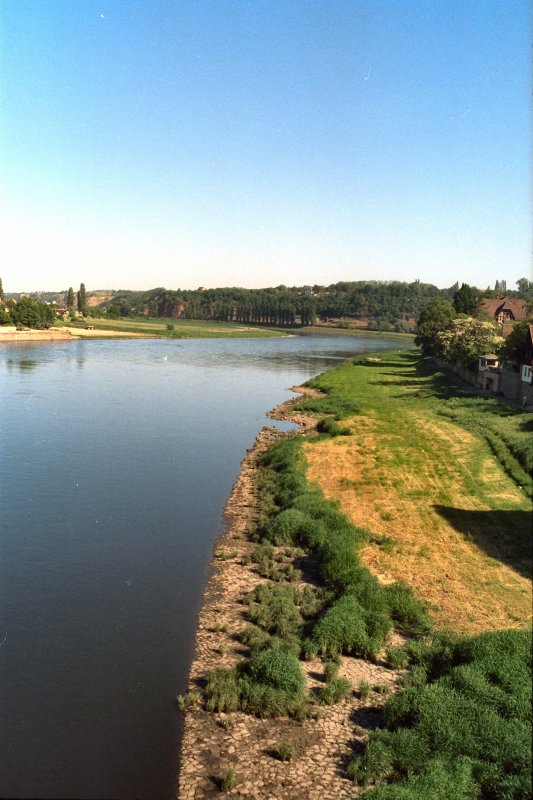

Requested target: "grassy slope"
[
  {"left": 67, "top": 316, "right": 286, "bottom": 338},
  {"left": 302, "top": 350, "right": 532, "bottom": 634}
]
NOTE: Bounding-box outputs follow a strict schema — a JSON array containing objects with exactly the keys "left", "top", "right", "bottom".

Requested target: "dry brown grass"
[{"left": 305, "top": 411, "right": 532, "bottom": 635}]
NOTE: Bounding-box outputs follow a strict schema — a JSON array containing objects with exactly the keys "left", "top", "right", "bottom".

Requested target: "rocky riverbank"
[{"left": 177, "top": 393, "right": 403, "bottom": 800}]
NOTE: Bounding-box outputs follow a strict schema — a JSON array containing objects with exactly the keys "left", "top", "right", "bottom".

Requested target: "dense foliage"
[
  {"left": 350, "top": 629, "right": 532, "bottom": 800},
  {"left": 91, "top": 280, "right": 449, "bottom": 327},
  {"left": 3, "top": 297, "right": 55, "bottom": 327}
]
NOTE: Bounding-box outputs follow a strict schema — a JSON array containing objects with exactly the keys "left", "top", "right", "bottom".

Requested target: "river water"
[{"left": 0, "top": 334, "right": 400, "bottom": 799}]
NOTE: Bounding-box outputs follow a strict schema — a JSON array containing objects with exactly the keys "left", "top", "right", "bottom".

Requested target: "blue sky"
[{"left": 1, "top": 0, "right": 530, "bottom": 293}]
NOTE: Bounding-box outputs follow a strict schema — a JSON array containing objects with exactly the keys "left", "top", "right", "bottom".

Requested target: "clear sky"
[{"left": 1, "top": 0, "right": 530, "bottom": 293}]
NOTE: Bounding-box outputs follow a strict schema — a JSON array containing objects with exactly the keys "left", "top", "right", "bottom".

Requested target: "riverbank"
[
  {"left": 0, "top": 325, "right": 152, "bottom": 341},
  {"left": 177, "top": 395, "right": 405, "bottom": 800},
  {"left": 0, "top": 327, "right": 73, "bottom": 342},
  {"left": 177, "top": 351, "right": 532, "bottom": 799}
]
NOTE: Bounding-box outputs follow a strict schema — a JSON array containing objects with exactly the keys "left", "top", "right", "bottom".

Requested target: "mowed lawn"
[{"left": 302, "top": 350, "right": 532, "bottom": 634}]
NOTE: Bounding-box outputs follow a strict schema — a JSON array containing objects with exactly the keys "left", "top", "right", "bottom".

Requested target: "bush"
[
  {"left": 275, "top": 741, "right": 295, "bottom": 761},
  {"left": 176, "top": 691, "right": 201, "bottom": 712},
  {"left": 245, "top": 583, "right": 303, "bottom": 640},
  {"left": 237, "top": 624, "right": 272, "bottom": 654},
  {"left": 240, "top": 649, "right": 305, "bottom": 699},
  {"left": 386, "top": 647, "right": 410, "bottom": 670},
  {"left": 319, "top": 677, "right": 352, "bottom": 704},
  {"left": 361, "top": 757, "right": 477, "bottom": 799},
  {"left": 354, "top": 629, "right": 532, "bottom": 800},
  {"left": 219, "top": 767, "right": 236, "bottom": 792},
  {"left": 298, "top": 393, "right": 361, "bottom": 419},
  {"left": 384, "top": 582, "right": 432, "bottom": 634},
  {"left": 206, "top": 648, "right": 307, "bottom": 718},
  {"left": 323, "top": 658, "right": 341, "bottom": 682},
  {"left": 316, "top": 417, "right": 351, "bottom": 436},
  {"left": 313, "top": 594, "right": 367, "bottom": 656},
  {"left": 263, "top": 508, "right": 310, "bottom": 545},
  {"left": 206, "top": 668, "right": 241, "bottom": 713},
  {"left": 313, "top": 593, "right": 392, "bottom": 658},
  {"left": 359, "top": 679, "right": 372, "bottom": 700}
]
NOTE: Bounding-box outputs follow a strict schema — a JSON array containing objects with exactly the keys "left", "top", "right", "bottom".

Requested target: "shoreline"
[
  {"left": 0, "top": 326, "right": 154, "bottom": 342},
  {"left": 177, "top": 392, "right": 402, "bottom": 800}
]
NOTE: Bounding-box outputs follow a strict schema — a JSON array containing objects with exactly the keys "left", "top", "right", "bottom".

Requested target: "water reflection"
[{"left": 5, "top": 358, "right": 41, "bottom": 372}]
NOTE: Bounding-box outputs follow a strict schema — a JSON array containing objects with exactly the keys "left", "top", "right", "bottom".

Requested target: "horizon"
[
  {"left": 4, "top": 275, "right": 527, "bottom": 297},
  {"left": 1, "top": 1, "right": 531, "bottom": 293}
]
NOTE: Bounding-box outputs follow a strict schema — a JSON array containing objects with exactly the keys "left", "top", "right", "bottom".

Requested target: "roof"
[{"left": 480, "top": 297, "right": 528, "bottom": 320}]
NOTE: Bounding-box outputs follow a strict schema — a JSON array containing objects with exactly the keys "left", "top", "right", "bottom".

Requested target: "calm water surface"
[{"left": 0, "top": 335, "right": 400, "bottom": 799}]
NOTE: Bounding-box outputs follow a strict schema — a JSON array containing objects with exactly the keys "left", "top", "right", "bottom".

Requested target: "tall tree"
[
  {"left": 414, "top": 298, "right": 455, "bottom": 358},
  {"left": 436, "top": 318, "right": 504, "bottom": 366},
  {"left": 67, "top": 286, "right": 75, "bottom": 307},
  {"left": 516, "top": 278, "right": 532, "bottom": 297},
  {"left": 453, "top": 283, "right": 477, "bottom": 315},
  {"left": 77, "top": 283, "right": 87, "bottom": 311},
  {"left": 0, "top": 277, "right": 4, "bottom": 301}
]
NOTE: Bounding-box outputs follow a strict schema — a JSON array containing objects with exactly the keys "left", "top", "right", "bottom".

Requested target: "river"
[{"left": 0, "top": 334, "right": 401, "bottom": 799}]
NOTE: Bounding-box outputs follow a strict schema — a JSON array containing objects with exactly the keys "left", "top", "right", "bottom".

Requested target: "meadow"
[{"left": 66, "top": 316, "right": 285, "bottom": 338}]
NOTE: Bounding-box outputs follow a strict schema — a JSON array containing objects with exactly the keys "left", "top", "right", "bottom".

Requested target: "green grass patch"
[{"left": 70, "top": 315, "right": 285, "bottom": 338}]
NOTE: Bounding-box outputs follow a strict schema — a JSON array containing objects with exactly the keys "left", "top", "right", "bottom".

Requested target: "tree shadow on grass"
[{"left": 434, "top": 506, "right": 532, "bottom": 580}]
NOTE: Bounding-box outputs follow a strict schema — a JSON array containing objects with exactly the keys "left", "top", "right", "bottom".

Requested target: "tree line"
[
  {"left": 102, "top": 280, "right": 460, "bottom": 328},
  {"left": 1, "top": 276, "right": 531, "bottom": 332}
]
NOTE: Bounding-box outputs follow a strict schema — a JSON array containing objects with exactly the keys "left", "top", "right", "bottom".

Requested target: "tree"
[
  {"left": 516, "top": 278, "right": 532, "bottom": 297},
  {"left": 0, "top": 277, "right": 4, "bottom": 301},
  {"left": 436, "top": 318, "right": 504, "bottom": 366},
  {"left": 453, "top": 283, "right": 477, "bottom": 315},
  {"left": 499, "top": 321, "right": 529, "bottom": 362},
  {"left": 414, "top": 298, "right": 455, "bottom": 358},
  {"left": 67, "top": 287, "right": 75, "bottom": 308},
  {"left": 10, "top": 297, "right": 55, "bottom": 327},
  {"left": 77, "top": 283, "right": 87, "bottom": 312}
]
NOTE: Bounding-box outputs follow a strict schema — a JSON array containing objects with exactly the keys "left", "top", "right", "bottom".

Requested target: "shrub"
[
  {"left": 275, "top": 741, "right": 295, "bottom": 761},
  {"left": 384, "top": 582, "right": 432, "bottom": 634},
  {"left": 359, "top": 679, "right": 372, "bottom": 700},
  {"left": 298, "top": 393, "right": 361, "bottom": 419},
  {"left": 240, "top": 649, "right": 305, "bottom": 699},
  {"left": 237, "top": 624, "right": 271, "bottom": 654},
  {"left": 319, "top": 677, "right": 352, "bottom": 704},
  {"left": 323, "top": 658, "right": 341, "bottom": 682},
  {"left": 355, "top": 629, "right": 532, "bottom": 800},
  {"left": 176, "top": 691, "right": 201, "bottom": 712},
  {"left": 245, "top": 582, "right": 303, "bottom": 640},
  {"left": 361, "top": 757, "right": 477, "bottom": 799},
  {"left": 301, "top": 638, "right": 319, "bottom": 660},
  {"left": 386, "top": 647, "right": 410, "bottom": 670},
  {"left": 263, "top": 508, "right": 310, "bottom": 545},
  {"left": 205, "top": 668, "right": 241, "bottom": 713},
  {"left": 219, "top": 767, "right": 236, "bottom": 792},
  {"left": 316, "top": 417, "right": 351, "bottom": 436},
  {"left": 313, "top": 594, "right": 391, "bottom": 658}
]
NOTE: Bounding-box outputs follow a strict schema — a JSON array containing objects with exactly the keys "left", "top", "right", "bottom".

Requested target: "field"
[
  {"left": 302, "top": 350, "right": 532, "bottom": 633},
  {"left": 65, "top": 316, "right": 286, "bottom": 338}
]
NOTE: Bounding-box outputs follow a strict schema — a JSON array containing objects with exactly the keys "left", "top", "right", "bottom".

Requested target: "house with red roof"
[{"left": 479, "top": 297, "right": 528, "bottom": 336}]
